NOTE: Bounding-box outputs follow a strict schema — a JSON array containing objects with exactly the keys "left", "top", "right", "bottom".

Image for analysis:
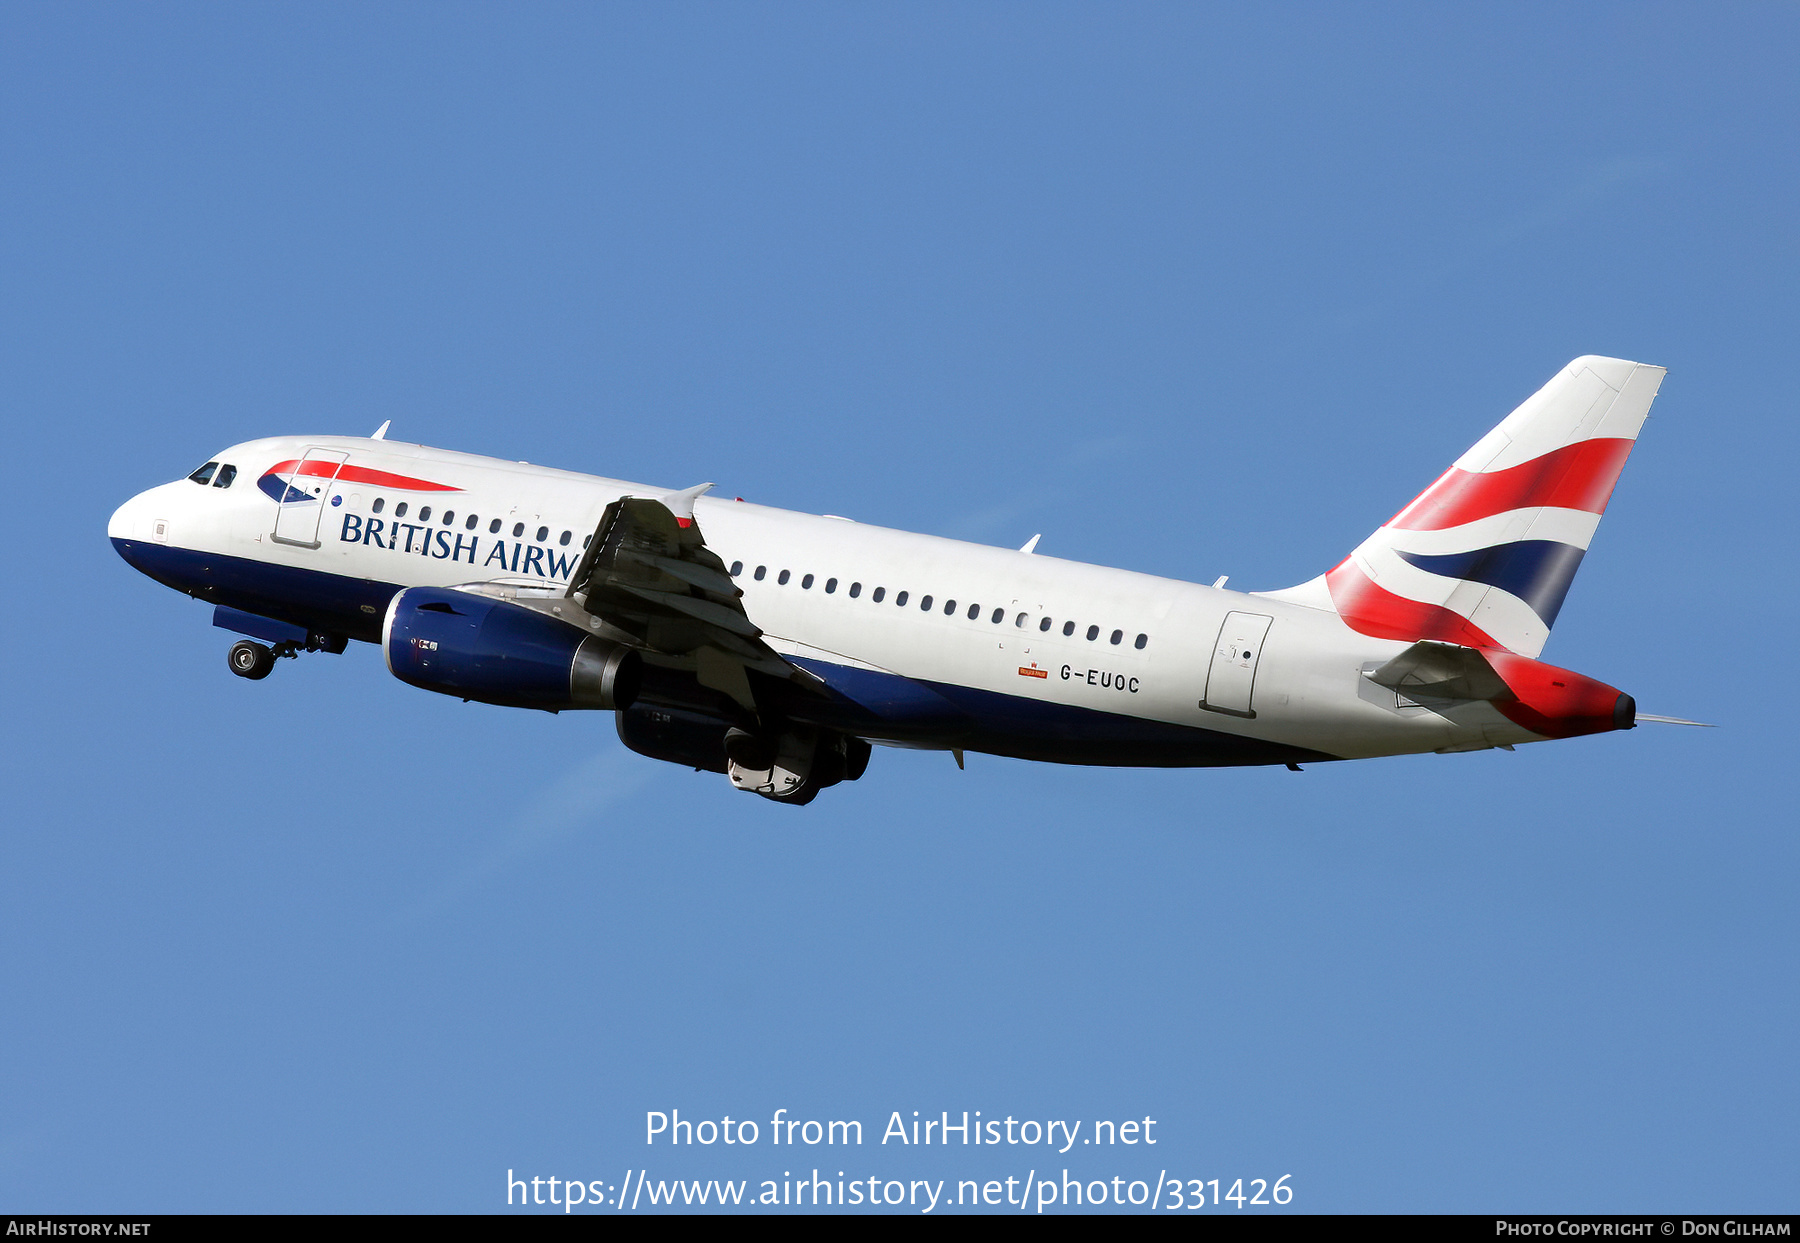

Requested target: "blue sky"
[{"left": 2, "top": 2, "right": 1794, "bottom": 1213}]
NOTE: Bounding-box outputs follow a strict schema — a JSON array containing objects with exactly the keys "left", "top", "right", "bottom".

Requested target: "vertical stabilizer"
[{"left": 1262, "top": 356, "right": 1665, "bottom": 657}]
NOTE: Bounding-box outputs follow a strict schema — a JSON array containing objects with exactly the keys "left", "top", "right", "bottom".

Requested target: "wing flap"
[
  {"left": 566, "top": 487, "right": 808, "bottom": 706},
  {"left": 614, "top": 582, "right": 764, "bottom": 638}
]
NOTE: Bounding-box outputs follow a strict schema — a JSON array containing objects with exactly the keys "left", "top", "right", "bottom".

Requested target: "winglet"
[
  {"left": 1020, "top": 534, "right": 1041, "bottom": 554},
  {"left": 661, "top": 483, "right": 715, "bottom": 528},
  {"left": 371, "top": 419, "right": 391, "bottom": 441}
]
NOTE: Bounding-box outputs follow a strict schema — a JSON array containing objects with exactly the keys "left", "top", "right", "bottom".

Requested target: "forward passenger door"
[{"left": 271, "top": 448, "right": 350, "bottom": 549}]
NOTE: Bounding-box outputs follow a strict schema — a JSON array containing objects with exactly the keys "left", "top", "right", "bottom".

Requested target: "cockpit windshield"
[
  {"left": 213, "top": 464, "right": 237, "bottom": 488},
  {"left": 188, "top": 462, "right": 219, "bottom": 486}
]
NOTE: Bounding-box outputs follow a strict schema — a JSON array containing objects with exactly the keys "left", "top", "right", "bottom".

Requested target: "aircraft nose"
[
  {"left": 109, "top": 481, "right": 180, "bottom": 556},
  {"left": 109, "top": 496, "right": 134, "bottom": 542},
  {"left": 109, "top": 489, "right": 151, "bottom": 543}
]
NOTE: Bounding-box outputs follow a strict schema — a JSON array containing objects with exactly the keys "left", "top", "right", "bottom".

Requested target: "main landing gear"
[{"left": 722, "top": 724, "right": 872, "bottom": 805}]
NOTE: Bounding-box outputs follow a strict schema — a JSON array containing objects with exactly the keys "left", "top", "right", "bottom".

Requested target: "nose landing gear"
[
  {"left": 227, "top": 639, "right": 277, "bottom": 680},
  {"left": 225, "top": 628, "right": 347, "bottom": 680}
]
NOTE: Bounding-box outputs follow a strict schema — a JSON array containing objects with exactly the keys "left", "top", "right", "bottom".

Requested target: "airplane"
[{"left": 108, "top": 355, "right": 1693, "bottom": 805}]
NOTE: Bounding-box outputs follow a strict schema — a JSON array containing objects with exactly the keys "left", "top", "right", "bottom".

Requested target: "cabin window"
[
  {"left": 1062, "top": 620, "right": 1075, "bottom": 636},
  {"left": 991, "top": 608, "right": 1004, "bottom": 624},
  {"left": 465, "top": 514, "right": 478, "bottom": 530},
  {"left": 1015, "top": 612, "right": 1028, "bottom": 628},
  {"left": 849, "top": 582, "right": 862, "bottom": 598},
  {"left": 395, "top": 502, "right": 409, "bottom": 518},
  {"left": 536, "top": 526, "right": 548, "bottom": 542},
  {"left": 778, "top": 569, "right": 791, "bottom": 585},
  {"left": 895, "top": 591, "right": 909, "bottom": 607},
  {"left": 730, "top": 561, "right": 744, "bottom": 577},
  {"left": 802, "top": 573, "right": 814, "bottom": 589},
  {"left": 513, "top": 522, "right": 524, "bottom": 537},
  {"left": 583, "top": 534, "right": 592, "bottom": 548},
  {"left": 441, "top": 510, "right": 454, "bottom": 525},
  {"left": 373, "top": 497, "right": 386, "bottom": 514},
  {"left": 188, "top": 462, "right": 218, "bottom": 485},
  {"left": 489, "top": 518, "right": 501, "bottom": 533},
  {"left": 968, "top": 603, "right": 980, "bottom": 620},
  {"left": 1110, "top": 629, "right": 1123, "bottom": 645},
  {"left": 1039, "top": 616, "right": 1052, "bottom": 632},
  {"left": 754, "top": 565, "right": 767, "bottom": 581},
  {"left": 872, "top": 587, "right": 885, "bottom": 602},
  {"left": 920, "top": 595, "right": 932, "bottom": 611},
  {"left": 419, "top": 506, "right": 432, "bottom": 522},
  {"left": 560, "top": 530, "right": 572, "bottom": 546},
  {"left": 944, "top": 599, "right": 956, "bottom": 615},
  {"left": 1135, "top": 633, "right": 1148, "bottom": 650},
  {"left": 825, "top": 578, "right": 837, "bottom": 593},
  {"left": 213, "top": 465, "right": 237, "bottom": 488},
  {"left": 1086, "top": 624, "right": 1099, "bottom": 641}
]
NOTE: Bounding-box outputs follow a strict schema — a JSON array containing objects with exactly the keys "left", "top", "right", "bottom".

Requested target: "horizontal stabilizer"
[
  {"left": 1367, "top": 641, "right": 1507, "bottom": 701},
  {"left": 1368, "top": 640, "right": 1636, "bottom": 740}
]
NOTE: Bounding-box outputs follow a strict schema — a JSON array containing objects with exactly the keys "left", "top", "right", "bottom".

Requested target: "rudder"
[{"left": 1264, "top": 356, "right": 1666, "bottom": 657}]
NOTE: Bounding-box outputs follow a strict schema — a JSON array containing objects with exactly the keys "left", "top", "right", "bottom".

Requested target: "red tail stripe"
[
  {"left": 1387, "top": 438, "right": 1634, "bottom": 531},
  {"left": 1325, "top": 560, "right": 1504, "bottom": 650},
  {"left": 269, "top": 460, "right": 462, "bottom": 492},
  {"left": 1327, "top": 565, "right": 1629, "bottom": 736}
]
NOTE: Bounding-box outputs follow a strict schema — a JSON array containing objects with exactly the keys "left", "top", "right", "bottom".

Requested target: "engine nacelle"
[
  {"left": 384, "top": 587, "right": 640, "bottom": 711},
  {"left": 616, "top": 707, "right": 875, "bottom": 803},
  {"left": 615, "top": 704, "right": 733, "bottom": 773}
]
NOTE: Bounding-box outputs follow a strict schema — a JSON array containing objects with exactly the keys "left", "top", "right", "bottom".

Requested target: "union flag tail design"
[{"left": 1267, "top": 356, "right": 1666, "bottom": 657}]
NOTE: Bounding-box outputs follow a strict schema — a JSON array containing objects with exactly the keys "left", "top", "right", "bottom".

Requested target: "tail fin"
[{"left": 1265, "top": 356, "right": 1666, "bottom": 657}]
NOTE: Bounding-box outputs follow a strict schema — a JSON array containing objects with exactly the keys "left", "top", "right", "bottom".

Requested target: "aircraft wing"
[{"left": 565, "top": 484, "right": 801, "bottom": 699}]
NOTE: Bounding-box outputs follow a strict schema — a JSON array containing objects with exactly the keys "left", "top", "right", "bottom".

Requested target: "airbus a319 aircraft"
[{"left": 110, "top": 356, "right": 1686, "bottom": 805}]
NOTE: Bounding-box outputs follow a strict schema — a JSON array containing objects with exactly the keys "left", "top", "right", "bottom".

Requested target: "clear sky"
[{"left": 2, "top": 2, "right": 1794, "bottom": 1214}]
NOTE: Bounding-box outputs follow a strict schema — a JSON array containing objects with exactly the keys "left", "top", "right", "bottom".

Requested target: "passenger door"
[
  {"left": 271, "top": 448, "right": 349, "bottom": 549},
  {"left": 1201, "top": 611, "right": 1272, "bottom": 719}
]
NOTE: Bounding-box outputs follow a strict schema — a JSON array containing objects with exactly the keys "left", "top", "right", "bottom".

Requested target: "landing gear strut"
[
  {"left": 225, "top": 628, "right": 345, "bottom": 680},
  {"left": 723, "top": 724, "right": 873, "bottom": 805},
  {"left": 227, "top": 639, "right": 276, "bottom": 680}
]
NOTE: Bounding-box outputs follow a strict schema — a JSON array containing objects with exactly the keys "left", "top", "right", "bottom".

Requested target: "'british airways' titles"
[{"left": 337, "top": 514, "right": 579, "bottom": 582}]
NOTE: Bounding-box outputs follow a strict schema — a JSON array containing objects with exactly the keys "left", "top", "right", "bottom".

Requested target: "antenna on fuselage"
[{"left": 370, "top": 420, "right": 391, "bottom": 440}]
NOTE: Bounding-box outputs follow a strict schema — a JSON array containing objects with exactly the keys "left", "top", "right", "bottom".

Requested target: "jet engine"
[
  {"left": 384, "top": 587, "right": 641, "bottom": 711},
  {"left": 615, "top": 703, "right": 733, "bottom": 773},
  {"left": 615, "top": 705, "right": 874, "bottom": 804}
]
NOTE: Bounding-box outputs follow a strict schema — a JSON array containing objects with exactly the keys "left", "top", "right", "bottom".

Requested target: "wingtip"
[{"left": 661, "top": 482, "right": 715, "bottom": 524}]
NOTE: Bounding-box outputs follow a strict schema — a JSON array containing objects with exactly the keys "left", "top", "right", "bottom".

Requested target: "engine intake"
[{"left": 384, "top": 587, "right": 640, "bottom": 711}]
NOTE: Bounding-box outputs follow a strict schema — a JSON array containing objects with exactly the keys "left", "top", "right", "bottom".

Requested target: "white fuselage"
[{"left": 110, "top": 435, "right": 1543, "bottom": 764}]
